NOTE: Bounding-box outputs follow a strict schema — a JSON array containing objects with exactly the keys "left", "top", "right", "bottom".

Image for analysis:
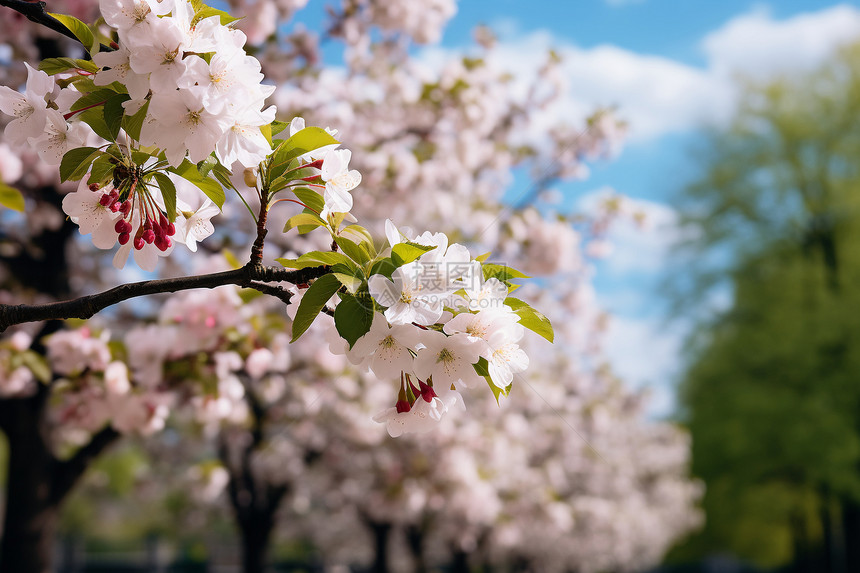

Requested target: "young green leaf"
[
  {"left": 332, "top": 272, "right": 363, "bottom": 294},
  {"left": 292, "top": 187, "right": 325, "bottom": 213},
  {"left": 39, "top": 57, "right": 98, "bottom": 75},
  {"left": 48, "top": 13, "right": 96, "bottom": 53},
  {"left": 504, "top": 297, "right": 554, "bottom": 343},
  {"left": 335, "top": 236, "right": 371, "bottom": 265},
  {"left": 283, "top": 212, "right": 325, "bottom": 233},
  {"left": 104, "top": 93, "right": 131, "bottom": 141},
  {"left": 334, "top": 292, "right": 375, "bottom": 348},
  {"left": 391, "top": 241, "right": 436, "bottom": 267},
  {"left": 78, "top": 108, "right": 115, "bottom": 142},
  {"left": 268, "top": 127, "right": 339, "bottom": 181},
  {"left": 192, "top": 6, "right": 241, "bottom": 25},
  {"left": 276, "top": 250, "right": 354, "bottom": 270},
  {"left": 88, "top": 155, "right": 115, "bottom": 186},
  {"left": 270, "top": 119, "right": 290, "bottom": 138},
  {"left": 122, "top": 100, "right": 149, "bottom": 141},
  {"left": 482, "top": 263, "right": 530, "bottom": 283},
  {"left": 474, "top": 357, "right": 511, "bottom": 405},
  {"left": 291, "top": 274, "right": 341, "bottom": 342},
  {"left": 369, "top": 257, "right": 396, "bottom": 279},
  {"left": 152, "top": 173, "right": 177, "bottom": 223},
  {"left": 171, "top": 160, "right": 225, "bottom": 209},
  {"left": 60, "top": 147, "right": 101, "bottom": 182},
  {"left": 0, "top": 184, "right": 25, "bottom": 212}
]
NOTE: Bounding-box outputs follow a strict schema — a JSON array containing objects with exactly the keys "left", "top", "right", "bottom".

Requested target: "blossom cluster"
[
  {"left": 97, "top": 0, "right": 276, "bottom": 168},
  {"left": 341, "top": 222, "right": 531, "bottom": 436}
]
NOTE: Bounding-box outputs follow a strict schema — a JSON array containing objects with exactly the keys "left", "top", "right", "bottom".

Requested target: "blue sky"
[{"left": 433, "top": 0, "right": 860, "bottom": 416}]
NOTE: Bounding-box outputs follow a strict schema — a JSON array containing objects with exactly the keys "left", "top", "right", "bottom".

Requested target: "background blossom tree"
[{"left": 0, "top": 1, "right": 701, "bottom": 572}]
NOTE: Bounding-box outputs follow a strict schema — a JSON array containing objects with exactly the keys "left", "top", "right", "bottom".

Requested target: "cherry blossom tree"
[{"left": 0, "top": 1, "right": 700, "bottom": 572}]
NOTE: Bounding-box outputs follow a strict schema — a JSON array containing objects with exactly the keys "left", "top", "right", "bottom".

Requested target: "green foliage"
[
  {"left": 276, "top": 250, "right": 354, "bottom": 270},
  {"left": 334, "top": 292, "right": 374, "bottom": 348},
  {"left": 48, "top": 12, "right": 97, "bottom": 53},
  {"left": 170, "top": 160, "right": 225, "bottom": 209},
  {"left": 673, "top": 43, "right": 860, "bottom": 569},
  {"left": 60, "top": 147, "right": 102, "bottom": 182},
  {"left": 38, "top": 57, "right": 98, "bottom": 75},
  {"left": 267, "top": 127, "right": 339, "bottom": 182},
  {"left": 152, "top": 173, "right": 177, "bottom": 223},
  {"left": 504, "top": 297, "right": 554, "bottom": 343},
  {"left": 391, "top": 241, "right": 436, "bottom": 267},
  {"left": 0, "top": 183, "right": 25, "bottom": 212},
  {"left": 290, "top": 274, "right": 341, "bottom": 342},
  {"left": 474, "top": 357, "right": 510, "bottom": 404}
]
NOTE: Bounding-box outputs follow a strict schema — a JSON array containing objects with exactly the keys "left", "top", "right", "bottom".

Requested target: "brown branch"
[
  {"left": 0, "top": 0, "right": 113, "bottom": 52},
  {"left": 0, "top": 264, "right": 329, "bottom": 332},
  {"left": 50, "top": 425, "right": 120, "bottom": 504},
  {"left": 250, "top": 188, "right": 269, "bottom": 265}
]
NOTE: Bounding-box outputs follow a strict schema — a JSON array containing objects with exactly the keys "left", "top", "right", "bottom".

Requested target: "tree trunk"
[
  {"left": 405, "top": 524, "right": 427, "bottom": 573},
  {"left": 450, "top": 548, "right": 470, "bottom": 573},
  {"left": 1, "top": 375, "right": 119, "bottom": 573},
  {"left": 237, "top": 512, "right": 276, "bottom": 573},
  {"left": 842, "top": 499, "right": 860, "bottom": 573},
  {"left": 370, "top": 521, "right": 392, "bottom": 573},
  {"left": 1, "top": 382, "right": 57, "bottom": 573}
]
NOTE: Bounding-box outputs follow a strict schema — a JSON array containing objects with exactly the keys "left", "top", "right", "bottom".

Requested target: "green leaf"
[
  {"left": 276, "top": 250, "right": 354, "bottom": 270},
  {"left": 60, "top": 147, "right": 101, "bottom": 182},
  {"left": 391, "top": 241, "right": 436, "bottom": 267},
  {"left": 259, "top": 123, "right": 273, "bottom": 147},
  {"left": 71, "top": 88, "right": 116, "bottom": 113},
  {"left": 341, "top": 224, "right": 376, "bottom": 247},
  {"left": 335, "top": 236, "right": 372, "bottom": 265},
  {"left": 78, "top": 107, "right": 115, "bottom": 142},
  {"left": 152, "top": 173, "right": 177, "bottom": 222},
  {"left": 192, "top": 6, "right": 241, "bottom": 25},
  {"left": 473, "top": 357, "right": 511, "bottom": 405},
  {"left": 196, "top": 155, "right": 218, "bottom": 178},
  {"left": 39, "top": 57, "right": 97, "bottom": 75},
  {"left": 504, "top": 297, "right": 554, "bottom": 343},
  {"left": 122, "top": 100, "right": 149, "bottom": 141},
  {"left": 283, "top": 212, "right": 325, "bottom": 233},
  {"left": 88, "top": 155, "right": 115, "bottom": 186},
  {"left": 104, "top": 93, "right": 131, "bottom": 141},
  {"left": 21, "top": 351, "right": 52, "bottom": 384},
  {"left": 291, "top": 274, "right": 341, "bottom": 342},
  {"left": 223, "top": 249, "right": 242, "bottom": 269},
  {"left": 48, "top": 13, "right": 96, "bottom": 53},
  {"left": 369, "top": 257, "right": 396, "bottom": 279},
  {"left": 270, "top": 119, "right": 290, "bottom": 138},
  {"left": 334, "top": 293, "right": 375, "bottom": 348},
  {"left": 475, "top": 251, "right": 491, "bottom": 263},
  {"left": 268, "top": 127, "right": 339, "bottom": 181},
  {"left": 482, "top": 263, "right": 530, "bottom": 282},
  {"left": 0, "top": 183, "right": 25, "bottom": 211},
  {"left": 332, "top": 272, "right": 363, "bottom": 294},
  {"left": 292, "top": 187, "right": 325, "bottom": 213},
  {"left": 171, "top": 160, "right": 225, "bottom": 209}
]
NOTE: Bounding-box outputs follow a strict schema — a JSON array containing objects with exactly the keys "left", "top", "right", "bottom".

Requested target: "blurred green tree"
[{"left": 672, "top": 42, "right": 860, "bottom": 572}]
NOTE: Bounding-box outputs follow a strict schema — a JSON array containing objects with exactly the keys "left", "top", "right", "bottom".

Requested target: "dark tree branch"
[
  {"left": 0, "top": 264, "right": 329, "bottom": 332},
  {"left": 0, "top": 0, "right": 113, "bottom": 51},
  {"left": 50, "top": 425, "right": 120, "bottom": 504},
  {"left": 250, "top": 187, "right": 269, "bottom": 265}
]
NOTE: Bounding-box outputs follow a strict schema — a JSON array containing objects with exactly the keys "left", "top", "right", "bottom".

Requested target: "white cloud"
[
  {"left": 472, "top": 4, "right": 860, "bottom": 142},
  {"left": 602, "top": 313, "right": 684, "bottom": 418},
  {"left": 703, "top": 4, "right": 860, "bottom": 78}
]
